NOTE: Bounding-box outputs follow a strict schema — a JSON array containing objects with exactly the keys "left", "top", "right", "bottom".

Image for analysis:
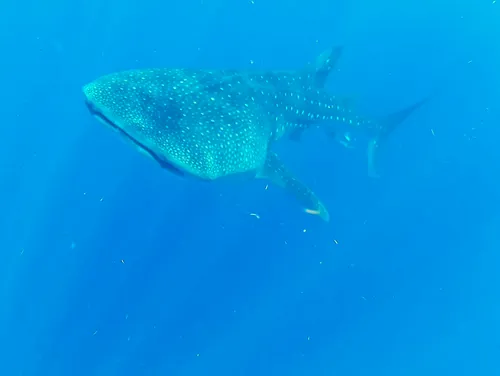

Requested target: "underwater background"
[{"left": 0, "top": 0, "right": 499, "bottom": 375}]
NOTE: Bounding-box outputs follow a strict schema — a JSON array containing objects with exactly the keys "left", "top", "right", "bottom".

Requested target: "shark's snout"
[
  {"left": 82, "top": 82, "right": 94, "bottom": 100},
  {"left": 83, "top": 83, "right": 121, "bottom": 135},
  {"left": 82, "top": 80, "right": 121, "bottom": 129},
  {"left": 84, "top": 98, "right": 98, "bottom": 115},
  {"left": 83, "top": 82, "right": 100, "bottom": 114}
]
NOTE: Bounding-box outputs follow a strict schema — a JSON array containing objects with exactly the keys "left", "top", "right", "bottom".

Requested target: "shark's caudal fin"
[
  {"left": 308, "top": 46, "right": 343, "bottom": 88},
  {"left": 256, "top": 151, "right": 330, "bottom": 222},
  {"left": 367, "top": 97, "right": 429, "bottom": 178}
]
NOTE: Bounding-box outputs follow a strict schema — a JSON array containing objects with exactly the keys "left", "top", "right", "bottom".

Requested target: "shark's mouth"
[{"left": 85, "top": 100, "right": 184, "bottom": 176}]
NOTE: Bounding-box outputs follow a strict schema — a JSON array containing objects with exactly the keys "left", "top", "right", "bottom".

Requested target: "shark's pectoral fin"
[{"left": 256, "top": 152, "right": 330, "bottom": 222}]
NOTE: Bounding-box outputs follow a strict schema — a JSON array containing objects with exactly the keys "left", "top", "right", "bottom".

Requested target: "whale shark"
[{"left": 83, "top": 46, "right": 425, "bottom": 221}]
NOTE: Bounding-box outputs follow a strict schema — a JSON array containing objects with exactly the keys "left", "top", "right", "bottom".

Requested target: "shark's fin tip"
[
  {"left": 258, "top": 152, "right": 329, "bottom": 222},
  {"left": 305, "top": 206, "right": 330, "bottom": 222},
  {"left": 311, "top": 45, "right": 344, "bottom": 88}
]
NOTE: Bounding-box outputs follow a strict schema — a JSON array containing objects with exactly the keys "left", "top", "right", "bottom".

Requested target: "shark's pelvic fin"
[
  {"left": 310, "top": 46, "right": 343, "bottom": 88},
  {"left": 256, "top": 151, "right": 330, "bottom": 222},
  {"left": 368, "top": 97, "right": 429, "bottom": 178}
]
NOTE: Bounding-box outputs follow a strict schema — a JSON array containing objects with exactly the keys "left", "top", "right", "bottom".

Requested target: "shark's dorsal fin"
[
  {"left": 308, "top": 46, "right": 343, "bottom": 88},
  {"left": 256, "top": 151, "right": 330, "bottom": 221}
]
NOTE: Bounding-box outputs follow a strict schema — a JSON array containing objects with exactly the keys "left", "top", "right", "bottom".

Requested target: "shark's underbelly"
[
  {"left": 149, "top": 100, "right": 274, "bottom": 180},
  {"left": 158, "top": 131, "right": 270, "bottom": 180}
]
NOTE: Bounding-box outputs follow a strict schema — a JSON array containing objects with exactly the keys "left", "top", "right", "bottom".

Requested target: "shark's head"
[
  {"left": 82, "top": 71, "right": 186, "bottom": 175},
  {"left": 83, "top": 72, "right": 149, "bottom": 140}
]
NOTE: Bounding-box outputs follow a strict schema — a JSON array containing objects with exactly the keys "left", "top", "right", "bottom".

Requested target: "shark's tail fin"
[{"left": 367, "top": 97, "right": 429, "bottom": 178}]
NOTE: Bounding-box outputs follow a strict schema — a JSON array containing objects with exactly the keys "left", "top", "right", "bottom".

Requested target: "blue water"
[{"left": 0, "top": 0, "right": 499, "bottom": 375}]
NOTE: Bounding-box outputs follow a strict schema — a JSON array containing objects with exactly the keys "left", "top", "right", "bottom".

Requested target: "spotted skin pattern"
[{"left": 83, "top": 47, "right": 424, "bottom": 221}]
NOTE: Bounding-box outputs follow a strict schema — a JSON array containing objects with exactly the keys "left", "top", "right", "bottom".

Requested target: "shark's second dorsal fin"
[
  {"left": 256, "top": 151, "right": 330, "bottom": 221},
  {"left": 308, "top": 46, "right": 343, "bottom": 88}
]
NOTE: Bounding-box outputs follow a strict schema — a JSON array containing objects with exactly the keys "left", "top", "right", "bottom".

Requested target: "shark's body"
[{"left": 83, "top": 47, "right": 425, "bottom": 221}]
